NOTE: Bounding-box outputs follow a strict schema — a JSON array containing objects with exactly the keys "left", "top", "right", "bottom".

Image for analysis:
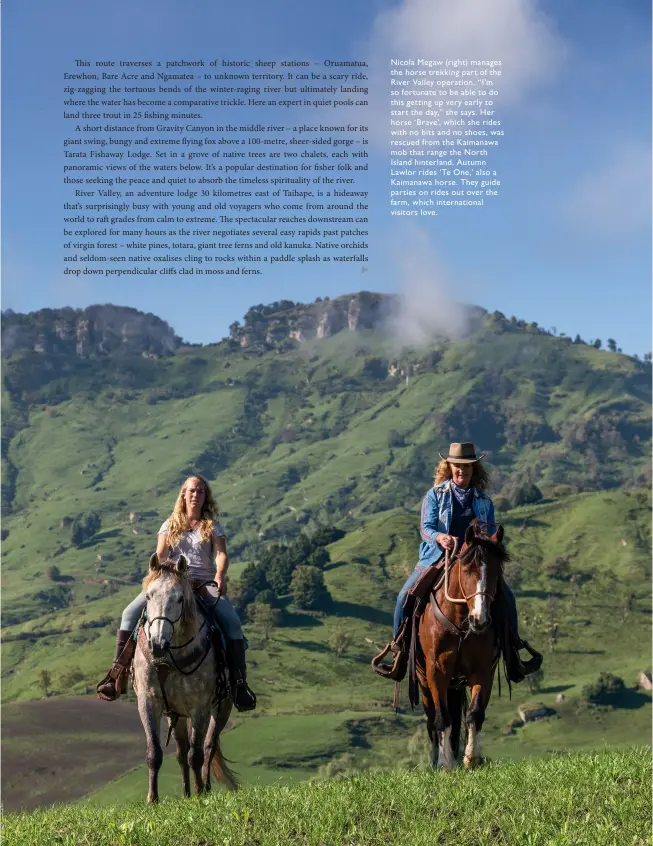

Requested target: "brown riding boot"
[
  {"left": 96, "top": 630, "right": 134, "bottom": 701},
  {"left": 225, "top": 639, "right": 257, "bottom": 712}
]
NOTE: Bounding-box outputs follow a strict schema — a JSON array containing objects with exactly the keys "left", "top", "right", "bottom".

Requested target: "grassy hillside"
[
  {"left": 3, "top": 748, "right": 650, "bottom": 846},
  {"left": 1, "top": 299, "right": 651, "bottom": 808}
]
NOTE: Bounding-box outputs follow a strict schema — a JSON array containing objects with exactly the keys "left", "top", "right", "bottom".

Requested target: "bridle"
[
  {"left": 443, "top": 538, "right": 497, "bottom": 606},
  {"left": 146, "top": 607, "right": 184, "bottom": 641}
]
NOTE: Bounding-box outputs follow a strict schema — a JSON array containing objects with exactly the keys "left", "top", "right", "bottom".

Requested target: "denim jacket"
[{"left": 417, "top": 480, "right": 495, "bottom": 567}]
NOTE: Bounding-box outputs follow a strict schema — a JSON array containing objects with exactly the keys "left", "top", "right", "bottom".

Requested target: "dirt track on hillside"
[{"left": 2, "top": 696, "right": 174, "bottom": 811}]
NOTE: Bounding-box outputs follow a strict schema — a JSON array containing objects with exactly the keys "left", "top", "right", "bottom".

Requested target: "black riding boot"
[
  {"left": 225, "top": 639, "right": 257, "bottom": 712},
  {"left": 96, "top": 629, "right": 134, "bottom": 701},
  {"left": 496, "top": 583, "right": 543, "bottom": 683}
]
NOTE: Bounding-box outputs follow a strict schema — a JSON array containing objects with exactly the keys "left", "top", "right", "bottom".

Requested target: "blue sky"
[{"left": 3, "top": 0, "right": 651, "bottom": 354}]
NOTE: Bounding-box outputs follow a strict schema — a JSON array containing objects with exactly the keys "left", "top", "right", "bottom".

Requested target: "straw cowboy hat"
[{"left": 439, "top": 442, "right": 487, "bottom": 464}]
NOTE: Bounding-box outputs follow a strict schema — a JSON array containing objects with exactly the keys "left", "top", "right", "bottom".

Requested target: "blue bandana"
[{"left": 451, "top": 481, "right": 474, "bottom": 511}]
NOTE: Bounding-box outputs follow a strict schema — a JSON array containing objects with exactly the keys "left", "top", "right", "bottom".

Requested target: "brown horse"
[
  {"left": 131, "top": 554, "right": 238, "bottom": 802},
  {"left": 417, "top": 520, "right": 510, "bottom": 769}
]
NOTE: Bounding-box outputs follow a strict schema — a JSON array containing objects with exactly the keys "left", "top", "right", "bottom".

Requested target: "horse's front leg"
[
  {"left": 202, "top": 715, "right": 217, "bottom": 792},
  {"left": 417, "top": 665, "right": 438, "bottom": 767},
  {"left": 173, "top": 718, "right": 191, "bottom": 798},
  {"left": 137, "top": 696, "right": 163, "bottom": 803},
  {"left": 463, "top": 667, "right": 494, "bottom": 769},
  {"left": 425, "top": 648, "right": 458, "bottom": 770},
  {"left": 189, "top": 711, "right": 211, "bottom": 794}
]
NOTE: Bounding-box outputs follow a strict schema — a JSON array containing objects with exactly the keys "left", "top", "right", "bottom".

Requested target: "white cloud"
[
  {"left": 565, "top": 142, "right": 652, "bottom": 235},
  {"left": 368, "top": 0, "right": 565, "bottom": 105},
  {"left": 383, "top": 223, "right": 470, "bottom": 346}
]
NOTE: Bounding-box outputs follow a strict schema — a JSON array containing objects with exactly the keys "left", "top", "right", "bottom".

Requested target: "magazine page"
[{"left": 2, "top": 0, "right": 651, "bottom": 841}]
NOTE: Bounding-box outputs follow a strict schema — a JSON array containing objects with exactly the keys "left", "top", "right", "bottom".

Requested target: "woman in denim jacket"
[{"left": 394, "top": 442, "right": 541, "bottom": 682}]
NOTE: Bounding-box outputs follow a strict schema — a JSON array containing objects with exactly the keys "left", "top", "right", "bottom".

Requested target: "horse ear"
[
  {"left": 175, "top": 554, "right": 188, "bottom": 574},
  {"left": 465, "top": 524, "right": 475, "bottom": 545},
  {"left": 149, "top": 553, "right": 160, "bottom": 572},
  {"left": 496, "top": 525, "right": 504, "bottom": 544}
]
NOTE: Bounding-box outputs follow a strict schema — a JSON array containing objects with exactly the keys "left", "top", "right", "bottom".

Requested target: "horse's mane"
[
  {"left": 142, "top": 563, "right": 197, "bottom": 634},
  {"left": 458, "top": 519, "right": 511, "bottom": 568}
]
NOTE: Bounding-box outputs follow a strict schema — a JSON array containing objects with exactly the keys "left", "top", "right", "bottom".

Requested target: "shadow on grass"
[
  {"left": 540, "top": 684, "right": 575, "bottom": 694},
  {"left": 557, "top": 649, "right": 606, "bottom": 655},
  {"left": 329, "top": 600, "right": 389, "bottom": 625},
  {"left": 278, "top": 611, "right": 323, "bottom": 629},
  {"left": 517, "top": 589, "right": 557, "bottom": 599},
  {"left": 285, "top": 640, "right": 332, "bottom": 654},
  {"left": 324, "top": 560, "right": 348, "bottom": 572}
]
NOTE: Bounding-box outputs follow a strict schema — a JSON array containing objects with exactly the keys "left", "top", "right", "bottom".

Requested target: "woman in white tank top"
[{"left": 96, "top": 474, "right": 256, "bottom": 711}]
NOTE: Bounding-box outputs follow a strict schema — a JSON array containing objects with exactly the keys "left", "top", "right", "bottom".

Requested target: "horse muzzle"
[
  {"left": 148, "top": 635, "right": 170, "bottom": 657},
  {"left": 468, "top": 615, "right": 491, "bottom": 635}
]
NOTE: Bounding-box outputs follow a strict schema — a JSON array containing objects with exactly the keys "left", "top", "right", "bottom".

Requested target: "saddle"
[{"left": 371, "top": 563, "right": 445, "bottom": 686}]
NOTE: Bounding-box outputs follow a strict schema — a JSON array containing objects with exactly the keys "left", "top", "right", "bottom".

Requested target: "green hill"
[{"left": 1, "top": 294, "right": 651, "bottom": 808}]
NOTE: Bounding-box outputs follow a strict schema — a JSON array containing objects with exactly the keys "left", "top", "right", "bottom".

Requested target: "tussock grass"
[{"left": 3, "top": 748, "right": 651, "bottom": 846}]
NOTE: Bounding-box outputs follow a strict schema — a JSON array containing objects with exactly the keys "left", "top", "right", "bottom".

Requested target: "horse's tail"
[
  {"left": 211, "top": 736, "right": 239, "bottom": 792},
  {"left": 448, "top": 686, "right": 468, "bottom": 761}
]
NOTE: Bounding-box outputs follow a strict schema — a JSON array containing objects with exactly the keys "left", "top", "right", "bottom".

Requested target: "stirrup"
[
  {"left": 96, "top": 672, "right": 120, "bottom": 701},
  {"left": 232, "top": 680, "right": 256, "bottom": 712},
  {"left": 519, "top": 640, "right": 543, "bottom": 675},
  {"left": 96, "top": 663, "right": 128, "bottom": 701},
  {"left": 371, "top": 640, "right": 408, "bottom": 681}
]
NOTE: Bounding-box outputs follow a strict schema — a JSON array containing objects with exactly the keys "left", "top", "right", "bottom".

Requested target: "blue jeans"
[
  {"left": 393, "top": 565, "right": 518, "bottom": 636},
  {"left": 120, "top": 588, "right": 244, "bottom": 640},
  {"left": 393, "top": 564, "right": 429, "bottom": 635}
]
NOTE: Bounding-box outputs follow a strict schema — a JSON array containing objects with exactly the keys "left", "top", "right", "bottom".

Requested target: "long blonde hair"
[
  {"left": 434, "top": 459, "right": 490, "bottom": 492},
  {"left": 166, "top": 474, "right": 220, "bottom": 548}
]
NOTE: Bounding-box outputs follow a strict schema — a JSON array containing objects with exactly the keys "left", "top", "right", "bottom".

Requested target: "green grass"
[{"left": 4, "top": 748, "right": 650, "bottom": 845}]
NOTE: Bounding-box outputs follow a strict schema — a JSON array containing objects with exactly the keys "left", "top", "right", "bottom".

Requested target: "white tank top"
[{"left": 157, "top": 519, "right": 225, "bottom": 582}]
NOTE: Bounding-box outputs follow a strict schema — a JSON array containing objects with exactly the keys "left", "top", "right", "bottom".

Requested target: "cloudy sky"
[{"left": 3, "top": 0, "right": 651, "bottom": 354}]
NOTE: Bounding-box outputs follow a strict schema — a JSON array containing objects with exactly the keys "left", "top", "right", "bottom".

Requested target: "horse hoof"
[{"left": 464, "top": 756, "right": 482, "bottom": 769}]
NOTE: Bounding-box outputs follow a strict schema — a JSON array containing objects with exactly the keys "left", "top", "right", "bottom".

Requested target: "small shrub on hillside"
[
  {"left": 387, "top": 430, "right": 405, "bottom": 448},
  {"left": 45, "top": 564, "right": 61, "bottom": 581},
  {"left": 525, "top": 667, "right": 545, "bottom": 695},
  {"left": 328, "top": 629, "right": 353, "bottom": 656},
  {"left": 550, "top": 484, "right": 574, "bottom": 499},
  {"left": 503, "top": 560, "right": 524, "bottom": 591},
  {"left": 35, "top": 584, "right": 72, "bottom": 610},
  {"left": 60, "top": 666, "right": 85, "bottom": 688},
  {"left": 247, "top": 602, "right": 280, "bottom": 640},
  {"left": 582, "top": 672, "right": 627, "bottom": 707},
  {"left": 38, "top": 668, "right": 52, "bottom": 697},
  {"left": 279, "top": 465, "right": 302, "bottom": 490},
  {"left": 306, "top": 547, "right": 330, "bottom": 569},
  {"left": 290, "top": 565, "right": 331, "bottom": 610},
  {"left": 543, "top": 556, "right": 571, "bottom": 581},
  {"left": 493, "top": 494, "right": 511, "bottom": 512},
  {"left": 513, "top": 483, "right": 543, "bottom": 507},
  {"left": 362, "top": 357, "right": 388, "bottom": 380},
  {"left": 70, "top": 511, "right": 101, "bottom": 546},
  {"left": 255, "top": 588, "right": 279, "bottom": 608}
]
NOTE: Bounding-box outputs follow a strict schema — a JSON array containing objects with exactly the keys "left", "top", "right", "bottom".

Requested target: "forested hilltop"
[{"left": 1, "top": 292, "right": 651, "bottom": 808}]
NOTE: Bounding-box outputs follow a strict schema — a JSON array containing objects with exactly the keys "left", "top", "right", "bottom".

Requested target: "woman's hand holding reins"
[
  {"left": 215, "top": 575, "right": 228, "bottom": 596},
  {"left": 436, "top": 533, "right": 455, "bottom": 551}
]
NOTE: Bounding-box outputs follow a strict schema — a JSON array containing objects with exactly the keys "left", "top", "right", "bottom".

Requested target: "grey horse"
[{"left": 131, "top": 553, "right": 238, "bottom": 803}]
